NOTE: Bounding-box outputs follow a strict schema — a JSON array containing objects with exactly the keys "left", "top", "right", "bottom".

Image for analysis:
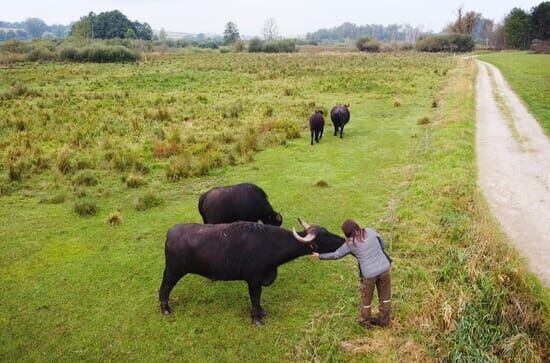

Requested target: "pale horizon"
[{"left": 2, "top": 0, "right": 542, "bottom": 37}]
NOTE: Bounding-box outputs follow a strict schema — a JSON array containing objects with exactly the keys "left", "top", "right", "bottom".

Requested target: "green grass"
[
  {"left": 478, "top": 51, "right": 550, "bottom": 134},
  {"left": 0, "top": 53, "right": 548, "bottom": 362}
]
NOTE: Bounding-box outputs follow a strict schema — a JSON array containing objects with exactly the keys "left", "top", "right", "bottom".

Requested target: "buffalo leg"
[
  {"left": 310, "top": 131, "right": 314, "bottom": 145},
  {"left": 333, "top": 124, "right": 338, "bottom": 136},
  {"left": 247, "top": 283, "right": 265, "bottom": 325},
  {"left": 159, "top": 267, "right": 185, "bottom": 315},
  {"left": 340, "top": 126, "right": 344, "bottom": 138},
  {"left": 319, "top": 128, "right": 323, "bottom": 141}
]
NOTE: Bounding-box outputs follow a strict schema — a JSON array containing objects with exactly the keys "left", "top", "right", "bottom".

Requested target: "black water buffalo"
[
  {"left": 309, "top": 110, "right": 325, "bottom": 145},
  {"left": 330, "top": 104, "right": 350, "bottom": 138},
  {"left": 198, "top": 183, "right": 282, "bottom": 226},
  {"left": 159, "top": 219, "right": 344, "bottom": 325}
]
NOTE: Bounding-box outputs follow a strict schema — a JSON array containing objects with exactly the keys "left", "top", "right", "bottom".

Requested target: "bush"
[
  {"left": 248, "top": 38, "right": 264, "bottom": 52},
  {"left": 135, "top": 192, "right": 163, "bottom": 211},
  {"left": 416, "top": 34, "right": 474, "bottom": 53},
  {"left": 356, "top": 37, "right": 381, "bottom": 52},
  {"left": 60, "top": 44, "right": 139, "bottom": 63},
  {"left": 74, "top": 199, "right": 99, "bottom": 216},
  {"left": 248, "top": 38, "right": 296, "bottom": 53}
]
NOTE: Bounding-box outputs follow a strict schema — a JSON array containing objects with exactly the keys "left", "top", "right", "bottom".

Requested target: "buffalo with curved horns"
[
  {"left": 330, "top": 104, "right": 350, "bottom": 138},
  {"left": 198, "top": 183, "right": 282, "bottom": 226},
  {"left": 159, "top": 218, "right": 344, "bottom": 325}
]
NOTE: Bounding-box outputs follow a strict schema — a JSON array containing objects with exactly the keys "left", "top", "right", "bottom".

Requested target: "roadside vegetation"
[{"left": 478, "top": 52, "right": 550, "bottom": 133}]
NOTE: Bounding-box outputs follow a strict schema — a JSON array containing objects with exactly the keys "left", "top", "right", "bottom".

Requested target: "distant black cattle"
[
  {"left": 330, "top": 104, "right": 350, "bottom": 138},
  {"left": 309, "top": 110, "right": 325, "bottom": 145},
  {"left": 198, "top": 183, "right": 282, "bottom": 226},
  {"left": 159, "top": 219, "right": 345, "bottom": 325}
]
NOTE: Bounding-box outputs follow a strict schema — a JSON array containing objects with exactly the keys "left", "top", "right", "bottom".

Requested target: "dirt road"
[{"left": 476, "top": 60, "right": 550, "bottom": 285}]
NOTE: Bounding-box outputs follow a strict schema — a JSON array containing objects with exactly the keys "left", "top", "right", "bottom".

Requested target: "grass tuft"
[
  {"left": 73, "top": 199, "right": 99, "bottom": 217},
  {"left": 417, "top": 116, "right": 430, "bottom": 125},
  {"left": 126, "top": 174, "right": 144, "bottom": 188},
  {"left": 315, "top": 180, "right": 329, "bottom": 188},
  {"left": 105, "top": 211, "right": 123, "bottom": 225},
  {"left": 135, "top": 192, "right": 163, "bottom": 211},
  {"left": 73, "top": 171, "right": 98, "bottom": 186}
]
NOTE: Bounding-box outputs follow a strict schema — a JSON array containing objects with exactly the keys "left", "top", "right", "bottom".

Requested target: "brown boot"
[
  {"left": 359, "top": 277, "right": 376, "bottom": 327},
  {"left": 376, "top": 270, "right": 392, "bottom": 327}
]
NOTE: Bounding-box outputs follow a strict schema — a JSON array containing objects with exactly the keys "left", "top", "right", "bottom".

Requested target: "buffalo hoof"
[
  {"left": 252, "top": 317, "right": 265, "bottom": 326},
  {"left": 160, "top": 302, "right": 172, "bottom": 315}
]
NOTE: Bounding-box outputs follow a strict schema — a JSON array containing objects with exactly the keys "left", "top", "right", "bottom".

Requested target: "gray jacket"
[{"left": 319, "top": 228, "right": 391, "bottom": 279}]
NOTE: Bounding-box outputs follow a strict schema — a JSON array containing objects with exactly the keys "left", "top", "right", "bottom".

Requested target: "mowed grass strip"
[
  {"left": 0, "top": 53, "right": 548, "bottom": 362},
  {"left": 478, "top": 51, "right": 550, "bottom": 134}
]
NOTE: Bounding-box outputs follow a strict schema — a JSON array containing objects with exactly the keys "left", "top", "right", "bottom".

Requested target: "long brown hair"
[{"left": 341, "top": 219, "right": 365, "bottom": 245}]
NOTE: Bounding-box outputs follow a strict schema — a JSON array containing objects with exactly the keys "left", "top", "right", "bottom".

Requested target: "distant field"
[
  {"left": 0, "top": 52, "right": 548, "bottom": 362},
  {"left": 478, "top": 52, "right": 550, "bottom": 134}
]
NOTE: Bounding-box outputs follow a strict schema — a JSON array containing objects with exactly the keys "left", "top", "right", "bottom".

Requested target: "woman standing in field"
[{"left": 312, "top": 219, "right": 392, "bottom": 329}]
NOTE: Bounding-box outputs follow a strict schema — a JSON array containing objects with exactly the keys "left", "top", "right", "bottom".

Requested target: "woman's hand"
[{"left": 311, "top": 252, "right": 320, "bottom": 258}]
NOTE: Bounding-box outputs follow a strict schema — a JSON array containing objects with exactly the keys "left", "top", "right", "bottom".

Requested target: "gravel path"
[{"left": 476, "top": 60, "right": 550, "bottom": 285}]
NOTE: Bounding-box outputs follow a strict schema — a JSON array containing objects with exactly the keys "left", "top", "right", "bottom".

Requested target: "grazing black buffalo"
[
  {"left": 198, "top": 183, "right": 282, "bottom": 226},
  {"left": 330, "top": 104, "right": 350, "bottom": 138},
  {"left": 309, "top": 110, "right": 325, "bottom": 145},
  {"left": 159, "top": 219, "right": 345, "bottom": 325}
]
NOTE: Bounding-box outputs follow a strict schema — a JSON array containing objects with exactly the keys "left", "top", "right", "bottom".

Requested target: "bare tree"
[
  {"left": 445, "top": 6, "right": 481, "bottom": 35},
  {"left": 262, "top": 18, "right": 278, "bottom": 41}
]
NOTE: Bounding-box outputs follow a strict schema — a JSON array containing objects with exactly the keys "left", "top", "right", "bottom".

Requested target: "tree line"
[
  {"left": 444, "top": 1, "right": 549, "bottom": 50},
  {"left": 306, "top": 22, "right": 424, "bottom": 43},
  {"left": 0, "top": 18, "right": 69, "bottom": 41}
]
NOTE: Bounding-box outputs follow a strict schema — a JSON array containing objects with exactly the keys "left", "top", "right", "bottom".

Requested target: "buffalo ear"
[{"left": 345, "top": 103, "right": 350, "bottom": 108}]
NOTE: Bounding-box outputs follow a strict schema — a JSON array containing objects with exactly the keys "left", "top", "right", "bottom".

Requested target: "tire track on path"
[{"left": 476, "top": 60, "right": 550, "bottom": 285}]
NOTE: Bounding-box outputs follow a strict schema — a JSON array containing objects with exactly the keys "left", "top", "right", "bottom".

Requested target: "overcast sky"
[{"left": 2, "top": 0, "right": 542, "bottom": 36}]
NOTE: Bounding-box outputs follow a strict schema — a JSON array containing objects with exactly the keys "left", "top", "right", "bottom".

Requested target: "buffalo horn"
[
  {"left": 292, "top": 228, "right": 316, "bottom": 243},
  {"left": 297, "top": 218, "right": 311, "bottom": 230}
]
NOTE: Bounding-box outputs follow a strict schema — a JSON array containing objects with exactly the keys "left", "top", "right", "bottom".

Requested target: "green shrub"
[
  {"left": 263, "top": 39, "right": 297, "bottom": 53},
  {"left": 1, "top": 40, "right": 31, "bottom": 53},
  {"left": 74, "top": 199, "right": 99, "bottom": 216},
  {"left": 60, "top": 44, "right": 139, "bottom": 63},
  {"left": 73, "top": 171, "right": 98, "bottom": 186},
  {"left": 356, "top": 37, "right": 381, "bottom": 52},
  {"left": 248, "top": 38, "right": 296, "bottom": 53},
  {"left": 416, "top": 34, "right": 474, "bottom": 53},
  {"left": 135, "top": 192, "right": 163, "bottom": 211},
  {"left": 248, "top": 37, "right": 264, "bottom": 52}
]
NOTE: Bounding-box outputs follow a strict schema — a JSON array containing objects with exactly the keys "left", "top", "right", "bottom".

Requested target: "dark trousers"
[{"left": 359, "top": 269, "right": 391, "bottom": 327}]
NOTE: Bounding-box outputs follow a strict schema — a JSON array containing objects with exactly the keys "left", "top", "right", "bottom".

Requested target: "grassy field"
[
  {"left": 478, "top": 52, "right": 550, "bottom": 134},
  {"left": 0, "top": 52, "right": 548, "bottom": 362}
]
